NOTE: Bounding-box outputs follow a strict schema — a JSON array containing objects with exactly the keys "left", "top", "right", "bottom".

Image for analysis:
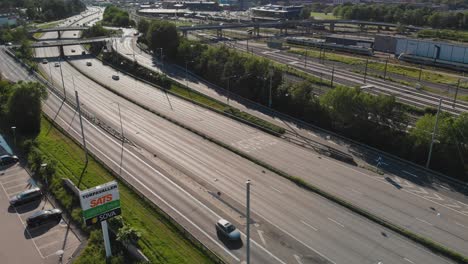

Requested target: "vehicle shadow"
[
  {"left": 8, "top": 199, "right": 42, "bottom": 214},
  {"left": 24, "top": 221, "right": 60, "bottom": 239},
  {"left": 216, "top": 230, "right": 243, "bottom": 250},
  {"left": 385, "top": 177, "right": 402, "bottom": 190}
]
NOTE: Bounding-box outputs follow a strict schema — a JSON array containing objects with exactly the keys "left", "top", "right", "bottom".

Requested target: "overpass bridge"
[
  {"left": 28, "top": 26, "right": 88, "bottom": 38},
  {"left": 30, "top": 37, "right": 109, "bottom": 57},
  {"left": 178, "top": 20, "right": 423, "bottom": 37}
]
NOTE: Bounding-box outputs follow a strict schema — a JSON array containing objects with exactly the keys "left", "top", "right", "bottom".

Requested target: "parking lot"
[{"left": 0, "top": 163, "right": 82, "bottom": 264}]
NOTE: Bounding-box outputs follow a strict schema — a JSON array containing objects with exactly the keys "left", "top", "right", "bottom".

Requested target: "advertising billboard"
[{"left": 79, "top": 181, "right": 121, "bottom": 226}]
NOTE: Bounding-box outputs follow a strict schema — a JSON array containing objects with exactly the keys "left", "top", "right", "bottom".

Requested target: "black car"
[
  {"left": 9, "top": 187, "right": 42, "bottom": 206},
  {"left": 27, "top": 209, "right": 62, "bottom": 227},
  {"left": 0, "top": 154, "right": 19, "bottom": 166}
]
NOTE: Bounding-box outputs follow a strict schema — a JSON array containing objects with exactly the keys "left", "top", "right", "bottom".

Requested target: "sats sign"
[{"left": 79, "top": 181, "right": 121, "bottom": 226}]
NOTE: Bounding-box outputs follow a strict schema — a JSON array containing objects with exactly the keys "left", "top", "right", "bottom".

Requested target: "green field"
[
  {"left": 36, "top": 117, "right": 215, "bottom": 263},
  {"left": 310, "top": 12, "right": 338, "bottom": 20}
]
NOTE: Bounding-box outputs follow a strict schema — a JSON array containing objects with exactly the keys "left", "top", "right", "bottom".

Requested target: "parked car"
[
  {"left": 215, "top": 219, "right": 241, "bottom": 240},
  {"left": 81, "top": 51, "right": 86, "bottom": 55},
  {"left": 112, "top": 75, "right": 119, "bottom": 80},
  {"left": 42, "top": 59, "right": 48, "bottom": 64},
  {"left": 71, "top": 49, "right": 76, "bottom": 53},
  {"left": 9, "top": 187, "right": 42, "bottom": 206},
  {"left": 86, "top": 61, "right": 92, "bottom": 66},
  {"left": 0, "top": 154, "right": 19, "bottom": 166},
  {"left": 26, "top": 209, "right": 62, "bottom": 227},
  {"left": 54, "top": 62, "right": 60, "bottom": 67},
  {"left": 5, "top": 42, "right": 12, "bottom": 46}
]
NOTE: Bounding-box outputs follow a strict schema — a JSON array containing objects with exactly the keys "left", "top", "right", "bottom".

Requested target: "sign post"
[{"left": 79, "top": 181, "right": 121, "bottom": 258}]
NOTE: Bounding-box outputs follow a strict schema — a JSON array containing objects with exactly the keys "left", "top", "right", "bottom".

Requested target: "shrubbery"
[{"left": 103, "top": 6, "right": 133, "bottom": 27}]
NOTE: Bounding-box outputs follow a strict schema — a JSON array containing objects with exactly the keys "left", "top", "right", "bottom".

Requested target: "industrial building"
[
  {"left": 250, "top": 4, "right": 303, "bottom": 21},
  {"left": 0, "top": 13, "right": 17, "bottom": 27}
]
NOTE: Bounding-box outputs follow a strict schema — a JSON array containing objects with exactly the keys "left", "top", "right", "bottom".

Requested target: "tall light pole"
[
  {"left": 268, "top": 69, "right": 273, "bottom": 108},
  {"left": 426, "top": 98, "right": 442, "bottom": 169},
  {"left": 112, "top": 102, "right": 124, "bottom": 177},
  {"left": 246, "top": 180, "right": 251, "bottom": 264},
  {"left": 11, "top": 126, "right": 16, "bottom": 146},
  {"left": 41, "top": 163, "right": 48, "bottom": 192}
]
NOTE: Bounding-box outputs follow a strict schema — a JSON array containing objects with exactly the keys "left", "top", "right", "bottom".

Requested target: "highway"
[
  {"left": 0, "top": 7, "right": 460, "bottom": 263},
  {"left": 106, "top": 29, "right": 468, "bottom": 257}
]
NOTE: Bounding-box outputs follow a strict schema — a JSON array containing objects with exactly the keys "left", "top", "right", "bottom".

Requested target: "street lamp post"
[
  {"left": 246, "top": 180, "right": 251, "bottom": 264},
  {"left": 426, "top": 98, "right": 442, "bottom": 169},
  {"left": 11, "top": 126, "right": 16, "bottom": 146},
  {"left": 41, "top": 163, "right": 48, "bottom": 191}
]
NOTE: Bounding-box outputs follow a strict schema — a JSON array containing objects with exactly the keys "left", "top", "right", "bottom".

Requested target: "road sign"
[{"left": 79, "top": 181, "right": 121, "bottom": 226}]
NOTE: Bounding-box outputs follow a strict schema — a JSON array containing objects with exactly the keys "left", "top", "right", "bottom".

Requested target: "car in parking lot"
[
  {"left": 215, "top": 219, "right": 241, "bottom": 240},
  {"left": 26, "top": 209, "right": 62, "bottom": 227},
  {"left": 112, "top": 75, "right": 119, "bottom": 80},
  {"left": 0, "top": 154, "right": 19, "bottom": 166},
  {"left": 71, "top": 49, "right": 76, "bottom": 53},
  {"left": 9, "top": 187, "right": 42, "bottom": 206},
  {"left": 86, "top": 61, "right": 92, "bottom": 66},
  {"left": 42, "top": 59, "right": 48, "bottom": 64},
  {"left": 54, "top": 62, "right": 60, "bottom": 67}
]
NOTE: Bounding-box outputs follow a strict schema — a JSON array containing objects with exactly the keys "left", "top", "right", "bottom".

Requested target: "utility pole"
[
  {"left": 11, "top": 126, "right": 16, "bottom": 146},
  {"left": 418, "top": 64, "right": 423, "bottom": 82},
  {"left": 304, "top": 47, "right": 308, "bottom": 69},
  {"left": 331, "top": 66, "right": 335, "bottom": 87},
  {"left": 363, "top": 59, "right": 369, "bottom": 84},
  {"left": 59, "top": 60, "right": 66, "bottom": 99},
  {"left": 383, "top": 58, "right": 388, "bottom": 80},
  {"left": 246, "top": 180, "right": 251, "bottom": 264},
  {"left": 453, "top": 78, "right": 460, "bottom": 108},
  {"left": 75, "top": 91, "right": 88, "bottom": 189},
  {"left": 426, "top": 98, "right": 442, "bottom": 169},
  {"left": 269, "top": 70, "right": 273, "bottom": 108}
]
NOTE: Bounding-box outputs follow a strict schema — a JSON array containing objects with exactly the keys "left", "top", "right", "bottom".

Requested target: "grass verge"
[
  {"left": 66, "top": 59, "right": 467, "bottom": 263},
  {"left": 310, "top": 12, "right": 338, "bottom": 20},
  {"left": 35, "top": 116, "right": 219, "bottom": 263}
]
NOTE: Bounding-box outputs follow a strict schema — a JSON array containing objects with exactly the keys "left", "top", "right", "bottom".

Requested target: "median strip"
[{"left": 65, "top": 51, "right": 468, "bottom": 263}]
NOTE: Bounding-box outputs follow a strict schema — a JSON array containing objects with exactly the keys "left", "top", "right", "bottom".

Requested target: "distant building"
[
  {"left": 333, "top": 0, "right": 360, "bottom": 4},
  {"left": 0, "top": 13, "right": 17, "bottom": 27},
  {"left": 161, "top": 1, "right": 221, "bottom": 11},
  {"left": 250, "top": 4, "right": 303, "bottom": 21}
]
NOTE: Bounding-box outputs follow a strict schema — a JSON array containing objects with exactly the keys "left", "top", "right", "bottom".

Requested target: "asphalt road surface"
[{"left": 24, "top": 12, "right": 461, "bottom": 264}]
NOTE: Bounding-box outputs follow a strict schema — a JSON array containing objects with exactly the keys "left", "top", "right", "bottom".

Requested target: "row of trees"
[
  {"left": 136, "top": 19, "right": 467, "bottom": 180},
  {"left": 0, "top": 81, "right": 47, "bottom": 135},
  {"left": 103, "top": 5, "right": 133, "bottom": 27},
  {"left": 0, "top": 0, "right": 85, "bottom": 22},
  {"left": 333, "top": 3, "right": 468, "bottom": 29}
]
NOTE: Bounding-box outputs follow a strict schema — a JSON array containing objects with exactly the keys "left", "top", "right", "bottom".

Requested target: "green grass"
[
  {"left": 416, "top": 29, "right": 468, "bottom": 43},
  {"left": 35, "top": 21, "right": 61, "bottom": 29},
  {"left": 310, "top": 12, "right": 338, "bottom": 20},
  {"left": 36, "top": 117, "right": 216, "bottom": 264}
]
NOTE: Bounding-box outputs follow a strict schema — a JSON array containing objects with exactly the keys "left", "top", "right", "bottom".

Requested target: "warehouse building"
[{"left": 250, "top": 4, "right": 303, "bottom": 21}]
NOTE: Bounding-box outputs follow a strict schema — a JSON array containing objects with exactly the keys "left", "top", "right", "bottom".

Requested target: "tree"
[
  {"left": 116, "top": 225, "right": 141, "bottom": 245},
  {"left": 7, "top": 82, "right": 47, "bottom": 134},
  {"left": 146, "top": 20, "right": 180, "bottom": 59},
  {"left": 137, "top": 19, "right": 149, "bottom": 36}
]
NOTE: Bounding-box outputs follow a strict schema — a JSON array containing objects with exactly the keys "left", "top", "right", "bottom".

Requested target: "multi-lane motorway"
[{"left": 0, "top": 7, "right": 466, "bottom": 264}]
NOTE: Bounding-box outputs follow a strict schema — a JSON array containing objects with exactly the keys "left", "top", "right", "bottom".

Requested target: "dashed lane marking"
[
  {"left": 455, "top": 222, "right": 466, "bottom": 228},
  {"left": 294, "top": 254, "right": 304, "bottom": 264},
  {"left": 402, "top": 170, "right": 418, "bottom": 178},
  {"left": 271, "top": 186, "right": 282, "bottom": 194},
  {"left": 423, "top": 193, "right": 443, "bottom": 201},
  {"left": 308, "top": 132, "right": 318, "bottom": 138},
  {"left": 409, "top": 187, "right": 428, "bottom": 195},
  {"left": 257, "top": 230, "right": 267, "bottom": 246},
  {"left": 439, "top": 185, "right": 450, "bottom": 191},
  {"left": 404, "top": 257, "right": 415, "bottom": 263},
  {"left": 416, "top": 218, "right": 432, "bottom": 226},
  {"left": 328, "top": 218, "right": 344, "bottom": 228},
  {"left": 301, "top": 220, "right": 318, "bottom": 231}
]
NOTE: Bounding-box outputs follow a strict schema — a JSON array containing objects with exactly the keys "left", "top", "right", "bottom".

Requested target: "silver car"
[{"left": 216, "top": 219, "right": 241, "bottom": 240}]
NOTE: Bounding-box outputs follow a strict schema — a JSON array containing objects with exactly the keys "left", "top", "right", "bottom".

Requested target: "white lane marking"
[
  {"left": 402, "top": 170, "right": 418, "bottom": 178},
  {"left": 416, "top": 218, "right": 432, "bottom": 226},
  {"left": 410, "top": 187, "right": 428, "bottom": 195},
  {"left": 37, "top": 240, "right": 60, "bottom": 250},
  {"left": 424, "top": 193, "right": 443, "bottom": 201},
  {"left": 45, "top": 102, "right": 243, "bottom": 262},
  {"left": 350, "top": 188, "right": 362, "bottom": 195},
  {"left": 45, "top": 62, "right": 333, "bottom": 264},
  {"left": 301, "top": 220, "right": 317, "bottom": 231},
  {"left": 271, "top": 186, "right": 282, "bottom": 194},
  {"left": 439, "top": 185, "right": 450, "bottom": 191},
  {"left": 329, "top": 160, "right": 468, "bottom": 217},
  {"left": 308, "top": 132, "right": 318, "bottom": 138},
  {"left": 444, "top": 203, "right": 461, "bottom": 208},
  {"left": 257, "top": 230, "right": 267, "bottom": 246},
  {"left": 294, "top": 254, "right": 303, "bottom": 264},
  {"left": 0, "top": 180, "right": 45, "bottom": 258},
  {"left": 327, "top": 218, "right": 344, "bottom": 228},
  {"left": 404, "top": 257, "right": 415, "bottom": 263},
  {"left": 455, "top": 222, "right": 466, "bottom": 228}
]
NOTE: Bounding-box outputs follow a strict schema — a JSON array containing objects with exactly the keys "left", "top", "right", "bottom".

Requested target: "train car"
[{"left": 286, "top": 37, "right": 374, "bottom": 56}]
